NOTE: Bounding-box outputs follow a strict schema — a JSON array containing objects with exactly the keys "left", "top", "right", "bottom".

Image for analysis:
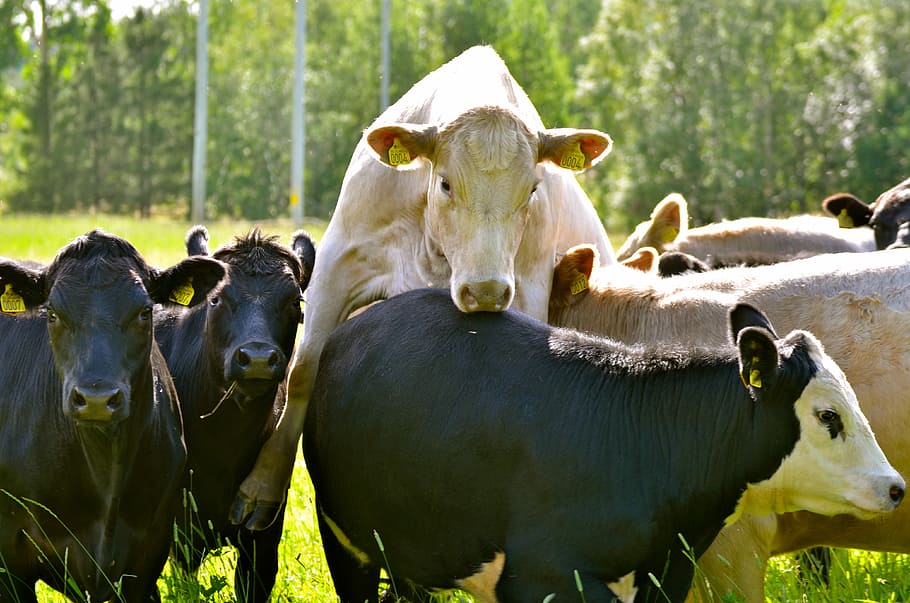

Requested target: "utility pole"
[
  {"left": 290, "top": 0, "right": 306, "bottom": 226},
  {"left": 191, "top": 0, "right": 208, "bottom": 223},
  {"left": 380, "top": 0, "right": 390, "bottom": 112}
]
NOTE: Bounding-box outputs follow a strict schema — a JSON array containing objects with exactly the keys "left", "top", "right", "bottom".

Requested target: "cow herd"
[{"left": 2, "top": 44, "right": 910, "bottom": 603}]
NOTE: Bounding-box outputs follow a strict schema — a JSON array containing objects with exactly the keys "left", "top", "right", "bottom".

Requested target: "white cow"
[
  {"left": 616, "top": 193, "right": 875, "bottom": 270},
  {"left": 549, "top": 245, "right": 910, "bottom": 603},
  {"left": 230, "top": 45, "right": 615, "bottom": 527}
]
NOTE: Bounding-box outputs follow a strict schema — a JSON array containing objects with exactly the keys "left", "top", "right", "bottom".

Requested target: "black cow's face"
[
  {"left": 203, "top": 229, "right": 315, "bottom": 400},
  {"left": 0, "top": 230, "right": 227, "bottom": 426},
  {"left": 45, "top": 265, "right": 153, "bottom": 424}
]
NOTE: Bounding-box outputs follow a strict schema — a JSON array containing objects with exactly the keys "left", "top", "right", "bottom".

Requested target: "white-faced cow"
[
  {"left": 153, "top": 226, "right": 315, "bottom": 602},
  {"left": 550, "top": 245, "right": 910, "bottom": 603},
  {"left": 617, "top": 193, "right": 875, "bottom": 273},
  {"left": 822, "top": 177, "right": 910, "bottom": 249},
  {"left": 230, "top": 45, "right": 615, "bottom": 529},
  {"left": 302, "top": 288, "right": 901, "bottom": 603},
  {"left": 0, "top": 230, "right": 226, "bottom": 602}
]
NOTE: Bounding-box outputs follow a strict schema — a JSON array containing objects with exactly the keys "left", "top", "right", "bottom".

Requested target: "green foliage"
[{"left": 2, "top": 1, "right": 910, "bottom": 232}]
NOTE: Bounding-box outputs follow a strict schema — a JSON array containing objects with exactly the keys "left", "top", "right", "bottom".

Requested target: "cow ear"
[
  {"left": 0, "top": 260, "right": 47, "bottom": 314},
  {"left": 550, "top": 245, "right": 597, "bottom": 311},
  {"left": 621, "top": 246, "right": 658, "bottom": 274},
  {"left": 366, "top": 124, "right": 437, "bottom": 170},
  {"left": 821, "top": 193, "right": 872, "bottom": 228},
  {"left": 151, "top": 256, "right": 227, "bottom": 308},
  {"left": 291, "top": 229, "right": 317, "bottom": 291},
  {"left": 185, "top": 225, "right": 211, "bottom": 256},
  {"left": 730, "top": 303, "right": 780, "bottom": 395},
  {"left": 538, "top": 128, "right": 612, "bottom": 171},
  {"left": 615, "top": 193, "right": 686, "bottom": 261}
]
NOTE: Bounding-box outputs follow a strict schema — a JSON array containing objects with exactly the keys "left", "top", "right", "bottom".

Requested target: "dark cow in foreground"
[
  {"left": 233, "top": 44, "right": 616, "bottom": 529},
  {"left": 154, "top": 226, "right": 315, "bottom": 602},
  {"left": 0, "top": 230, "right": 225, "bottom": 602},
  {"left": 303, "top": 288, "right": 903, "bottom": 603},
  {"left": 617, "top": 193, "right": 875, "bottom": 272},
  {"left": 822, "top": 177, "right": 910, "bottom": 249}
]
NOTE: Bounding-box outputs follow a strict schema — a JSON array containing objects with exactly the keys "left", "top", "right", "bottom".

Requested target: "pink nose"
[{"left": 457, "top": 279, "right": 513, "bottom": 312}]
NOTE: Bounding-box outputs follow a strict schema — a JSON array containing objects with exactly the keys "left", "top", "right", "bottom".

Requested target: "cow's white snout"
[{"left": 455, "top": 278, "right": 513, "bottom": 313}]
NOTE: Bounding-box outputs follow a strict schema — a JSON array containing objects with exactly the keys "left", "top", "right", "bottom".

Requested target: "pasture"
[{"left": 2, "top": 213, "right": 910, "bottom": 602}]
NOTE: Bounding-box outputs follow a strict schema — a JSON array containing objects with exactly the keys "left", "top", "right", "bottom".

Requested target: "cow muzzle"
[
  {"left": 69, "top": 384, "right": 128, "bottom": 424},
  {"left": 229, "top": 341, "right": 287, "bottom": 384},
  {"left": 455, "top": 279, "right": 513, "bottom": 313}
]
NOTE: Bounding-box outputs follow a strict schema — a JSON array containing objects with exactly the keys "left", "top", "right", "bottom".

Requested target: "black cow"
[
  {"left": 0, "top": 229, "right": 226, "bottom": 602},
  {"left": 302, "top": 288, "right": 903, "bottom": 603},
  {"left": 154, "top": 226, "right": 315, "bottom": 602},
  {"left": 822, "top": 178, "right": 910, "bottom": 249}
]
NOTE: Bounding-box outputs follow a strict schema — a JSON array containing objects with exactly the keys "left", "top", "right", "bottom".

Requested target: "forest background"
[{"left": 1, "top": 0, "right": 908, "bottom": 233}]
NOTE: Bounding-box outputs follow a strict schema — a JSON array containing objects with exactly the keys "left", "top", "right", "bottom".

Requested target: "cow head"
[
  {"left": 190, "top": 226, "right": 316, "bottom": 400},
  {"left": 728, "top": 304, "right": 905, "bottom": 521},
  {"left": 0, "top": 230, "right": 226, "bottom": 425},
  {"left": 822, "top": 178, "right": 910, "bottom": 249},
  {"left": 366, "top": 105, "right": 611, "bottom": 313}
]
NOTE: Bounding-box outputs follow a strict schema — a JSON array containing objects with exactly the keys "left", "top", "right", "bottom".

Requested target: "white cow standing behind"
[{"left": 230, "top": 45, "right": 615, "bottom": 527}]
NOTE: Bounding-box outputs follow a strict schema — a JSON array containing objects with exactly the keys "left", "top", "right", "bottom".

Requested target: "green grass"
[{"left": 3, "top": 212, "right": 910, "bottom": 602}]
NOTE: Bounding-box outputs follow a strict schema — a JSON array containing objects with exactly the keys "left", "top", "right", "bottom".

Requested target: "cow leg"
[
  {"left": 690, "top": 515, "right": 775, "bottom": 603},
  {"left": 316, "top": 511, "right": 381, "bottom": 603},
  {"left": 0, "top": 581, "right": 38, "bottom": 603},
  {"left": 234, "top": 510, "right": 286, "bottom": 603}
]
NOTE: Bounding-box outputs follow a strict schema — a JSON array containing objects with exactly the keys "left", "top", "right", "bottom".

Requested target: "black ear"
[
  {"left": 185, "top": 225, "right": 211, "bottom": 256},
  {"left": 151, "top": 256, "right": 227, "bottom": 308},
  {"left": 0, "top": 259, "right": 47, "bottom": 313},
  {"left": 291, "top": 229, "right": 317, "bottom": 291},
  {"left": 729, "top": 303, "right": 778, "bottom": 341},
  {"left": 821, "top": 193, "right": 872, "bottom": 228}
]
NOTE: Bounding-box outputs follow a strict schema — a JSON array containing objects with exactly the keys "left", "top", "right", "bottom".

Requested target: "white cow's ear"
[
  {"left": 366, "top": 124, "right": 437, "bottom": 170},
  {"left": 538, "top": 128, "right": 613, "bottom": 171}
]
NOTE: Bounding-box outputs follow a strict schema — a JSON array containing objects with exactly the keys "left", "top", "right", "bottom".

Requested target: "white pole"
[
  {"left": 380, "top": 0, "right": 390, "bottom": 112},
  {"left": 191, "top": 0, "right": 208, "bottom": 223},
  {"left": 290, "top": 0, "right": 306, "bottom": 226}
]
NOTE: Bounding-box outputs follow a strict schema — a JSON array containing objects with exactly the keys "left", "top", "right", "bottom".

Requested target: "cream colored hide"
[
  {"left": 550, "top": 245, "right": 910, "bottom": 603},
  {"left": 230, "top": 45, "right": 614, "bottom": 528},
  {"left": 616, "top": 193, "right": 875, "bottom": 267}
]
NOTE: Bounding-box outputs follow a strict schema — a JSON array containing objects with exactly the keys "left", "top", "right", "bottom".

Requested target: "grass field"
[{"left": 3, "top": 212, "right": 910, "bottom": 602}]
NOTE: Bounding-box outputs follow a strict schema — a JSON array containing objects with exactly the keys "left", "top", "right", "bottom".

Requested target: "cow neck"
[{"left": 72, "top": 357, "right": 156, "bottom": 566}]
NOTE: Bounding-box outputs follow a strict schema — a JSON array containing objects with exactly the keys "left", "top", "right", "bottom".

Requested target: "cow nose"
[
  {"left": 70, "top": 385, "right": 125, "bottom": 423},
  {"left": 457, "top": 279, "right": 513, "bottom": 313},
  {"left": 232, "top": 342, "right": 286, "bottom": 381}
]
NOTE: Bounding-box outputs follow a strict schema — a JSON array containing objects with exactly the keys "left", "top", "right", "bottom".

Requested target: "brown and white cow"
[
  {"left": 617, "top": 193, "right": 875, "bottom": 272},
  {"left": 550, "top": 244, "right": 910, "bottom": 603},
  {"left": 230, "top": 45, "right": 615, "bottom": 528}
]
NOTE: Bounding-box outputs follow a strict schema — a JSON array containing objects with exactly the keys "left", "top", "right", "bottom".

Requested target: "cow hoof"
[{"left": 229, "top": 493, "right": 282, "bottom": 530}]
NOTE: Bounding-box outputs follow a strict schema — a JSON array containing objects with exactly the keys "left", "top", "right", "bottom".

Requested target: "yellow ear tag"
[
  {"left": 1, "top": 284, "right": 26, "bottom": 314},
  {"left": 169, "top": 277, "right": 195, "bottom": 306},
  {"left": 388, "top": 138, "right": 411, "bottom": 166},
  {"left": 749, "top": 369, "right": 762, "bottom": 388},
  {"left": 569, "top": 272, "right": 588, "bottom": 295},
  {"left": 836, "top": 208, "right": 854, "bottom": 228},
  {"left": 559, "top": 142, "right": 587, "bottom": 171}
]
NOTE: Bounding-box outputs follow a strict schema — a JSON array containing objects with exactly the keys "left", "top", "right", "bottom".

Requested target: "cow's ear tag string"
[
  {"left": 559, "top": 141, "right": 586, "bottom": 171},
  {"left": 1, "top": 284, "right": 26, "bottom": 314},
  {"left": 169, "top": 277, "right": 195, "bottom": 306},
  {"left": 388, "top": 138, "right": 411, "bottom": 166},
  {"left": 570, "top": 271, "right": 588, "bottom": 295}
]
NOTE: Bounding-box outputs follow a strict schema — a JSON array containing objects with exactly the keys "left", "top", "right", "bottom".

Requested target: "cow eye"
[
  {"left": 209, "top": 295, "right": 221, "bottom": 307},
  {"left": 440, "top": 178, "right": 451, "bottom": 195},
  {"left": 816, "top": 409, "right": 843, "bottom": 439},
  {"left": 139, "top": 306, "right": 153, "bottom": 321},
  {"left": 46, "top": 308, "right": 58, "bottom": 324}
]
